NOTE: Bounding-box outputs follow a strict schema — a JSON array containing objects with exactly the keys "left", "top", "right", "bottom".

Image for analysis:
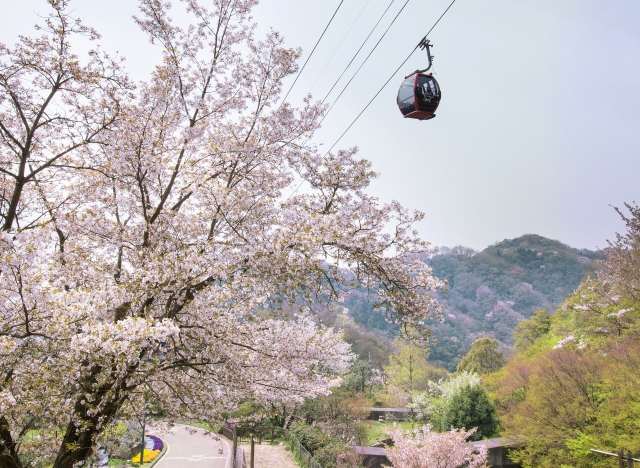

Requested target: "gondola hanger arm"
[{"left": 405, "top": 38, "right": 434, "bottom": 79}]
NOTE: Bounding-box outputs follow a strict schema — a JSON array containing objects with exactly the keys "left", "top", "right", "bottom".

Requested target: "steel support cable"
[
  {"left": 294, "top": 0, "right": 395, "bottom": 168},
  {"left": 287, "top": 0, "right": 422, "bottom": 200},
  {"left": 288, "top": 0, "right": 456, "bottom": 200},
  {"left": 280, "top": 0, "right": 347, "bottom": 105},
  {"left": 318, "top": 0, "right": 411, "bottom": 126},
  {"left": 324, "top": 0, "right": 457, "bottom": 156},
  {"left": 320, "top": 0, "right": 399, "bottom": 104},
  {"left": 324, "top": 50, "right": 415, "bottom": 155},
  {"left": 308, "top": 0, "right": 373, "bottom": 93}
]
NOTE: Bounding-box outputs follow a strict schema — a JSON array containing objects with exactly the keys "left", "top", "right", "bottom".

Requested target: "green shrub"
[
  {"left": 314, "top": 441, "right": 346, "bottom": 468},
  {"left": 443, "top": 384, "right": 499, "bottom": 441},
  {"left": 289, "top": 422, "right": 329, "bottom": 455}
]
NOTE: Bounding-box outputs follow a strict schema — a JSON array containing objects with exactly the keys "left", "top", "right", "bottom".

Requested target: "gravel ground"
[{"left": 240, "top": 443, "right": 298, "bottom": 468}]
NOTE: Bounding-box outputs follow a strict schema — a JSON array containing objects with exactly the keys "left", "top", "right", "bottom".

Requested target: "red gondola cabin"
[{"left": 397, "top": 72, "right": 441, "bottom": 120}]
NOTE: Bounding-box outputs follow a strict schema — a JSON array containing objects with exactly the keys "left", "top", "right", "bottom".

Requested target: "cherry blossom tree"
[
  {"left": 387, "top": 425, "right": 488, "bottom": 468},
  {"left": 599, "top": 202, "right": 640, "bottom": 302},
  {"left": 0, "top": 1, "right": 445, "bottom": 466},
  {"left": 409, "top": 371, "right": 481, "bottom": 430}
]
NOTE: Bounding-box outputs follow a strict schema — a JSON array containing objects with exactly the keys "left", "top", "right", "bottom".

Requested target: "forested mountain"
[{"left": 344, "top": 234, "right": 602, "bottom": 371}]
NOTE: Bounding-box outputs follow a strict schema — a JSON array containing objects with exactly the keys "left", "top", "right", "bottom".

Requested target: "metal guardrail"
[{"left": 289, "top": 433, "right": 323, "bottom": 468}]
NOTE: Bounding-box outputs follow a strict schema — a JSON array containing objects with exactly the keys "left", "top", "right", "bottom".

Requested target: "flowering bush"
[
  {"left": 145, "top": 434, "right": 164, "bottom": 451},
  {"left": 131, "top": 449, "right": 160, "bottom": 463},
  {"left": 409, "top": 371, "right": 481, "bottom": 430},
  {"left": 387, "top": 424, "right": 488, "bottom": 468}
]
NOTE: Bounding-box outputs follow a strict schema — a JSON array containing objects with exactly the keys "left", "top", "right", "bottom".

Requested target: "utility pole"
[
  {"left": 232, "top": 424, "right": 238, "bottom": 468},
  {"left": 250, "top": 433, "right": 255, "bottom": 468},
  {"left": 138, "top": 406, "right": 147, "bottom": 463},
  {"left": 409, "top": 353, "right": 414, "bottom": 395}
]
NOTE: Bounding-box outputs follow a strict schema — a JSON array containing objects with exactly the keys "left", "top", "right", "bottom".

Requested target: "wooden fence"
[{"left": 591, "top": 448, "right": 637, "bottom": 467}]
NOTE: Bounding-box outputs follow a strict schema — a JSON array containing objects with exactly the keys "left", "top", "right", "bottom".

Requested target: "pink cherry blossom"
[
  {"left": 387, "top": 424, "right": 488, "bottom": 468},
  {"left": 0, "top": 1, "right": 445, "bottom": 466}
]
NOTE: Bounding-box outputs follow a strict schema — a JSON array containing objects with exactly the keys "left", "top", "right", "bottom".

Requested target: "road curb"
[
  {"left": 220, "top": 433, "right": 233, "bottom": 468},
  {"left": 131, "top": 439, "right": 167, "bottom": 468},
  {"left": 144, "top": 423, "right": 230, "bottom": 467},
  {"left": 148, "top": 442, "right": 167, "bottom": 468}
]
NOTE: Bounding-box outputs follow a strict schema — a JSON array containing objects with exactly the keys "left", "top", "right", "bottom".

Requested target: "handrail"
[
  {"left": 590, "top": 448, "right": 640, "bottom": 462},
  {"left": 223, "top": 423, "right": 323, "bottom": 468}
]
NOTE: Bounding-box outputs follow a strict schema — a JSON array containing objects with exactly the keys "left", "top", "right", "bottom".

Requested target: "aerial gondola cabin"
[{"left": 397, "top": 73, "right": 441, "bottom": 120}]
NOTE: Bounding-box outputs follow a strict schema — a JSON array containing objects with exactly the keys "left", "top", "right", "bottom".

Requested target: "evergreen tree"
[{"left": 443, "top": 385, "right": 499, "bottom": 441}]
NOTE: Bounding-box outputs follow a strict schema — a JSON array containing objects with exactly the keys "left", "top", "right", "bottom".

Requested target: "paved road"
[{"left": 149, "top": 424, "right": 230, "bottom": 468}]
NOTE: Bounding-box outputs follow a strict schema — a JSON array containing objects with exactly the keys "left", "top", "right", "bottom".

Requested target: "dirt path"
[{"left": 240, "top": 443, "right": 298, "bottom": 468}]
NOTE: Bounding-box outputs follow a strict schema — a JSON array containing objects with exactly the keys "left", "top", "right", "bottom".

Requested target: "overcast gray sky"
[{"left": 2, "top": 0, "right": 639, "bottom": 251}]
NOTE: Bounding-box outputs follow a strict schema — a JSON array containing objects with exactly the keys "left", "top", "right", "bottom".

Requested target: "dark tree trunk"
[
  {"left": 0, "top": 416, "right": 23, "bottom": 468},
  {"left": 2, "top": 178, "right": 25, "bottom": 232},
  {"left": 52, "top": 361, "right": 133, "bottom": 468},
  {"left": 52, "top": 393, "right": 126, "bottom": 468}
]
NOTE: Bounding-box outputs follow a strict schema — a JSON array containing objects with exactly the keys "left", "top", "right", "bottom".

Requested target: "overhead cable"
[
  {"left": 320, "top": 0, "right": 399, "bottom": 103},
  {"left": 324, "top": 0, "right": 458, "bottom": 155},
  {"left": 323, "top": 51, "right": 414, "bottom": 155},
  {"left": 308, "top": 0, "right": 373, "bottom": 93},
  {"left": 280, "top": 0, "right": 347, "bottom": 105},
  {"left": 319, "top": 0, "right": 411, "bottom": 125},
  {"left": 291, "top": 0, "right": 412, "bottom": 198}
]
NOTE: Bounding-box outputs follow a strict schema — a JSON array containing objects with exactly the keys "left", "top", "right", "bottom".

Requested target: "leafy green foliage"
[
  {"left": 513, "top": 309, "right": 552, "bottom": 352},
  {"left": 410, "top": 372, "right": 481, "bottom": 432},
  {"left": 456, "top": 338, "right": 505, "bottom": 374},
  {"left": 496, "top": 346, "right": 607, "bottom": 467},
  {"left": 108, "top": 459, "right": 129, "bottom": 467},
  {"left": 289, "top": 418, "right": 366, "bottom": 468},
  {"left": 343, "top": 235, "right": 600, "bottom": 370},
  {"left": 313, "top": 441, "right": 347, "bottom": 468},
  {"left": 383, "top": 340, "right": 437, "bottom": 393},
  {"left": 443, "top": 385, "right": 499, "bottom": 441},
  {"left": 293, "top": 386, "right": 369, "bottom": 438},
  {"left": 492, "top": 270, "right": 640, "bottom": 466},
  {"left": 289, "top": 423, "right": 332, "bottom": 455}
]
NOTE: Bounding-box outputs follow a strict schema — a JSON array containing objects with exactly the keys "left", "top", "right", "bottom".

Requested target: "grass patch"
[
  {"left": 361, "top": 420, "right": 416, "bottom": 446},
  {"left": 289, "top": 447, "right": 306, "bottom": 468},
  {"left": 108, "top": 459, "right": 129, "bottom": 467},
  {"left": 177, "top": 420, "right": 220, "bottom": 432}
]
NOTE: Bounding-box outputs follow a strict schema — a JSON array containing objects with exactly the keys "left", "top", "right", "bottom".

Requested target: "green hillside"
[{"left": 345, "top": 234, "right": 601, "bottom": 371}]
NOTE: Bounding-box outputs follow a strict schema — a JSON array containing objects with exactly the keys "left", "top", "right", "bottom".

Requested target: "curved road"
[{"left": 149, "top": 424, "right": 230, "bottom": 468}]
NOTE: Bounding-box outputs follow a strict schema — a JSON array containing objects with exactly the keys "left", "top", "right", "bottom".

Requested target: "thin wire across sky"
[
  {"left": 325, "top": 0, "right": 458, "bottom": 155},
  {"left": 282, "top": 0, "right": 458, "bottom": 200},
  {"left": 280, "top": 0, "right": 347, "bottom": 105}
]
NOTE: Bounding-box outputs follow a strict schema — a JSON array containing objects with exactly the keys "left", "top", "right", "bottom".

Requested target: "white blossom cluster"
[
  {"left": 0, "top": 0, "right": 445, "bottom": 466},
  {"left": 409, "top": 371, "right": 480, "bottom": 423},
  {"left": 387, "top": 424, "right": 488, "bottom": 468}
]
